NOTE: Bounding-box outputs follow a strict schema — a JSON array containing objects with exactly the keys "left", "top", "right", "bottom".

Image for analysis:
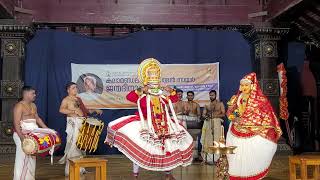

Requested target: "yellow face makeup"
[{"left": 239, "top": 82, "right": 251, "bottom": 94}]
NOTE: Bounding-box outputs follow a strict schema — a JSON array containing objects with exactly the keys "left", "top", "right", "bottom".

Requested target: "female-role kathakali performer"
[
  {"left": 226, "top": 72, "right": 282, "bottom": 180},
  {"left": 105, "top": 58, "right": 194, "bottom": 180}
]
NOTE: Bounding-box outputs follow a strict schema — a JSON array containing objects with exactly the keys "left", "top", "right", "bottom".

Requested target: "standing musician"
[
  {"left": 184, "top": 91, "right": 202, "bottom": 159},
  {"left": 173, "top": 89, "right": 187, "bottom": 128},
  {"left": 58, "top": 82, "right": 102, "bottom": 176},
  {"left": 201, "top": 90, "right": 225, "bottom": 164},
  {"left": 13, "top": 86, "right": 50, "bottom": 180},
  {"left": 184, "top": 91, "right": 201, "bottom": 118}
]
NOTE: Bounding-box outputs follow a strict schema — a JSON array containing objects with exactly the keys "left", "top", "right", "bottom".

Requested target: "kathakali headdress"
[{"left": 138, "top": 58, "right": 161, "bottom": 86}]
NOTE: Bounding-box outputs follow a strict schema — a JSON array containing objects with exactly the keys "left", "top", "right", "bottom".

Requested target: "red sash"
[{"left": 77, "top": 97, "right": 89, "bottom": 117}]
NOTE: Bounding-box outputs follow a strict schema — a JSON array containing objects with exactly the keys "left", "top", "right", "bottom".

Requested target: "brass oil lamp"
[{"left": 208, "top": 125, "right": 236, "bottom": 180}]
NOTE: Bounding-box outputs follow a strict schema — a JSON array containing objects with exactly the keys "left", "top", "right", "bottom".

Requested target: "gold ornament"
[
  {"left": 7, "top": 87, "right": 13, "bottom": 92},
  {"left": 5, "top": 43, "right": 16, "bottom": 53},
  {"left": 5, "top": 128, "right": 13, "bottom": 135}
]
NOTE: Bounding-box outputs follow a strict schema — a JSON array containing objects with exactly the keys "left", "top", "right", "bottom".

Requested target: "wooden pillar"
[
  {"left": 244, "top": 26, "right": 289, "bottom": 114},
  {"left": 310, "top": 61, "right": 320, "bottom": 151},
  {"left": 0, "top": 21, "right": 34, "bottom": 154}
]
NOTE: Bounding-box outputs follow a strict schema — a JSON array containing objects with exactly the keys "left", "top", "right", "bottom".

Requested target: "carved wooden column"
[
  {"left": 244, "top": 27, "right": 289, "bottom": 114},
  {"left": 0, "top": 22, "right": 34, "bottom": 154}
]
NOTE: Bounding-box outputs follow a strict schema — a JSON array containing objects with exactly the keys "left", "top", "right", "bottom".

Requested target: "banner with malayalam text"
[{"left": 71, "top": 63, "right": 219, "bottom": 109}]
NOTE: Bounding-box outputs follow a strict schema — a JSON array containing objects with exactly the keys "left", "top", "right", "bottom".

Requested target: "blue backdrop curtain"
[{"left": 24, "top": 29, "right": 252, "bottom": 155}]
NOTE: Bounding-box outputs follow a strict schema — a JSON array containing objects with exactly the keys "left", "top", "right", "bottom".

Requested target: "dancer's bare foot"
[{"left": 165, "top": 174, "right": 176, "bottom": 180}]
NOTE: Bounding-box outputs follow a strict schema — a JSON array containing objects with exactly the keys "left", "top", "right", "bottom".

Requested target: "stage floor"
[{"left": 0, "top": 154, "right": 289, "bottom": 180}]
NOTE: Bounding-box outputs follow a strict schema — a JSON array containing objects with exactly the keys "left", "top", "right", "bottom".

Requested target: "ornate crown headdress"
[{"left": 138, "top": 58, "right": 161, "bottom": 86}]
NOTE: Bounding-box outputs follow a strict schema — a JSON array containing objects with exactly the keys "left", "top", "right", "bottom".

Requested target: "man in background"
[
  {"left": 201, "top": 90, "right": 225, "bottom": 164},
  {"left": 174, "top": 89, "right": 186, "bottom": 128},
  {"left": 13, "top": 86, "right": 49, "bottom": 180},
  {"left": 184, "top": 91, "right": 202, "bottom": 160},
  {"left": 185, "top": 91, "right": 201, "bottom": 118}
]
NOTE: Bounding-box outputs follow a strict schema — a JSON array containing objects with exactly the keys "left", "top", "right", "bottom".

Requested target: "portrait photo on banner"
[
  {"left": 76, "top": 73, "right": 104, "bottom": 101},
  {"left": 71, "top": 62, "right": 219, "bottom": 109}
]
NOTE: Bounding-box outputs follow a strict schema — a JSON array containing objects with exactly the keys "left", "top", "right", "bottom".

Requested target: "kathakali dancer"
[
  {"left": 58, "top": 82, "right": 102, "bottom": 176},
  {"left": 226, "top": 72, "right": 282, "bottom": 180},
  {"left": 105, "top": 58, "right": 193, "bottom": 180},
  {"left": 13, "top": 86, "right": 56, "bottom": 180}
]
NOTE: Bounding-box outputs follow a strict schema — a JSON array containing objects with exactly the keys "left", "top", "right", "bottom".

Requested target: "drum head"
[
  {"left": 85, "top": 118, "right": 103, "bottom": 126},
  {"left": 22, "top": 138, "right": 37, "bottom": 155}
]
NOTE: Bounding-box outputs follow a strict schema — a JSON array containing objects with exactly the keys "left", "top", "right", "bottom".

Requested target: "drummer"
[
  {"left": 58, "top": 82, "right": 102, "bottom": 176},
  {"left": 184, "top": 91, "right": 202, "bottom": 160},
  {"left": 13, "top": 86, "right": 49, "bottom": 180},
  {"left": 173, "top": 88, "right": 187, "bottom": 128}
]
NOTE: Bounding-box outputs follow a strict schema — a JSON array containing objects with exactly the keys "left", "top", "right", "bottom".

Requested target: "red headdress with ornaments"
[{"left": 227, "top": 72, "right": 282, "bottom": 143}]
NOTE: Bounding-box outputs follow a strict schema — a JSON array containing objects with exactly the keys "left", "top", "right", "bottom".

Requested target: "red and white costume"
[
  {"left": 105, "top": 89, "right": 194, "bottom": 171},
  {"left": 226, "top": 73, "right": 282, "bottom": 180}
]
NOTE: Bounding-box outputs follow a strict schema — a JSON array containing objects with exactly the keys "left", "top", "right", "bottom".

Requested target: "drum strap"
[{"left": 77, "top": 97, "right": 89, "bottom": 117}]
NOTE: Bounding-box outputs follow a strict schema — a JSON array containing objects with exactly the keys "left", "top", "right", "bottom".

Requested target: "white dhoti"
[
  {"left": 13, "top": 119, "right": 48, "bottom": 180},
  {"left": 200, "top": 118, "right": 222, "bottom": 163},
  {"left": 13, "top": 132, "right": 36, "bottom": 180},
  {"left": 58, "top": 117, "right": 86, "bottom": 176},
  {"left": 226, "top": 123, "right": 277, "bottom": 179}
]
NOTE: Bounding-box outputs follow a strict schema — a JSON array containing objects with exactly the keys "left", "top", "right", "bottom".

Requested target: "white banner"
[{"left": 71, "top": 63, "right": 219, "bottom": 109}]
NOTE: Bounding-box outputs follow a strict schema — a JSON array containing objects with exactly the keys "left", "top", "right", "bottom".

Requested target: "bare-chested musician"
[
  {"left": 58, "top": 82, "right": 102, "bottom": 176},
  {"left": 174, "top": 89, "right": 187, "bottom": 128},
  {"left": 201, "top": 90, "right": 225, "bottom": 163},
  {"left": 185, "top": 91, "right": 201, "bottom": 118},
  {"left": 184, "top": 91, "right": 202, "bottom": 159},
  {"left": 13, "top": 86, "right": 50, "bottom": 180}
]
